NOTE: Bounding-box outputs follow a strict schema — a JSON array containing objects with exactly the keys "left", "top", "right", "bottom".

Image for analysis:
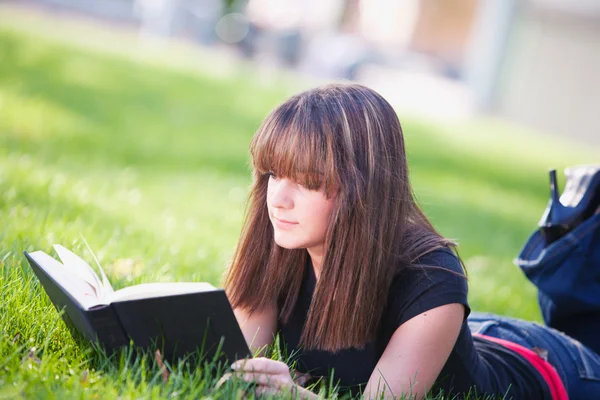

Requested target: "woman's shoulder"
[
  {"left": 413, "top": 247, "right": 465, "bottom": 274},
  {"left": 385, "top": 246, "right": 470, "bottom": 329},
  {"left": 390, "top": 246, "right": 467, "bottom": 294}
]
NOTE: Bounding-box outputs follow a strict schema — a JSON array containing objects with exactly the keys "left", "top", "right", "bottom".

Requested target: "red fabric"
[{"left": 474, "top": 333, "right": 569, "bottom": 400}]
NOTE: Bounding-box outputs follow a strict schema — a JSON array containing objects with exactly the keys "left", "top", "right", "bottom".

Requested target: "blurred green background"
[
  {"left": 2, "top": 3, "right": 599, "bottom": 324},
  {"left": 0, "top": 4, "right": 599, "bottom": 398}
]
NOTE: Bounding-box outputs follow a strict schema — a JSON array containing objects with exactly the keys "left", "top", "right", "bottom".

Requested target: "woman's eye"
[{"left": 266, "top": 172, "right": 277, "bottom": 180}]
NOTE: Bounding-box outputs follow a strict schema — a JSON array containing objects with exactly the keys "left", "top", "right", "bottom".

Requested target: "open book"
[{"left": 24, "top": 246, "right": 251, "bottom": 364}]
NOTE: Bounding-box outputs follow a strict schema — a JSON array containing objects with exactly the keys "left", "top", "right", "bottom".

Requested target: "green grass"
[{"left": 1, "top": 8, "right": 599, "bottom": 399}]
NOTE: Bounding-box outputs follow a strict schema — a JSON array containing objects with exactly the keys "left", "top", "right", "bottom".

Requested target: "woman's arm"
[
  {"left": 230, "top": 305, "right": 314, "bottom": 395},
  {"left": 229, "top": 357, "right": 321, "bottom": 399},
  {"left": 234, "top": 304, "right": 278, "bottom": 356},
  {"left": 363, "top": 303, "right": 465, "bottom": 400}
]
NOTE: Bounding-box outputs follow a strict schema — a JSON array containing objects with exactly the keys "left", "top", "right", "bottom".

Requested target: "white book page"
[
  {"left": 109, "top": 282, "right": 216, "bottom": 303},
  {"left": 53, "top": 245, "right": 103, "bottom": 297},
  {"left": 28, "top": 251, "right": 100, "bottom": 310},
  {"left": 79, "top": 238, "right": 115, "bottom": 297},
  {"left": 54, "top": 244, "right": 115, "bottom": 301}
]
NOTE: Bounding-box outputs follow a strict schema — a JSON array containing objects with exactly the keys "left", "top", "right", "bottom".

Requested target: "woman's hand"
[
  {"left": 230, "top": 357, "right": 296, "bottom": 396},
  {"left": 216, "top": 358, "right": 318, "bottom": 398}
]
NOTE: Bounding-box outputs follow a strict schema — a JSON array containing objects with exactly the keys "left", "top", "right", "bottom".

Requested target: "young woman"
[{"left": 223, "top": 83, "right": 600, "bottom": 399}]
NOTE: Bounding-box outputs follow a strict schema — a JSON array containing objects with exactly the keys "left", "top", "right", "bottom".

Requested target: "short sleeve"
[{"left": 389, "top": 248, "right": 470, "bottom": 328}]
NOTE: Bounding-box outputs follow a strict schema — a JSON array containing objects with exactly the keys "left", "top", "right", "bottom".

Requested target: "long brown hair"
[{"left": 224, "top": 83, "right": 457, "bottom": 352}]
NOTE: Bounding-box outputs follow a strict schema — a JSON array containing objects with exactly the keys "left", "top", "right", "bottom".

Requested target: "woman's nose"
[{"left": 270, "top": 178, "right": 294, "bottom": 209}]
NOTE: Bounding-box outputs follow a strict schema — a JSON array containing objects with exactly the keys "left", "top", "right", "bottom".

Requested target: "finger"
[
  {"left": 291, "top": 369, "right": 311, "bottom": 384},
  {"left": 235, "top": 371, "right": 288, "bottom": 388},
  {"left": 255, "top": 384, "right": 279, "bottom": 396},
  {"left": 231, "top": 357, "right": 288, "bottom": 375},
  {"left": 294, "top": 372, "right": 311, "bottom": 386}
]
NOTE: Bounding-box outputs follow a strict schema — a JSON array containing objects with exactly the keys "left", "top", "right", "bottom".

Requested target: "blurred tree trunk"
[
  {"left": 339, "top": 0, "right": 361, "bottom": 33},
  {"left": 223, "top": 0, "right": 241, "bottom": 14}
]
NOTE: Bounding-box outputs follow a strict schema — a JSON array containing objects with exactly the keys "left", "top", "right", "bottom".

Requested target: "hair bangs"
[{"left": 250, "top": 101, "right": 337, "bottom": 196}]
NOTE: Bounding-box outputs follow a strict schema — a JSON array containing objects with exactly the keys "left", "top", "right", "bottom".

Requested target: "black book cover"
[
  {"left": 23, "top": 251, "right": 251, "bottom": 364},
  {"left": 112, "top": 290, "right": 251, "bottom": 363},
  {"left": 23, "top": 251, "right": 129, "bottom": 351}
]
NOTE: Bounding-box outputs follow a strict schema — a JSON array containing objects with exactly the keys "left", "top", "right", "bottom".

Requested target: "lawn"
[{"left": 0, "top": 8, "right": 598, "bottom": 399}]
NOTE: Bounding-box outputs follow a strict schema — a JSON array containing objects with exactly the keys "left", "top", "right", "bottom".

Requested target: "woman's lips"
[{"left": 274, "top": 217, "right": 298, "bottom": 229}]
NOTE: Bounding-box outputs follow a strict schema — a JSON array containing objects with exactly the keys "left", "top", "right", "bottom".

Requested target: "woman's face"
[{"left": 266, "top": 173, "right": 334, "bottom": 256}]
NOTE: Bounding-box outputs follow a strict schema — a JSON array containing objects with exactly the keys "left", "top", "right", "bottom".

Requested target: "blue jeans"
[
  {"left": 468, "top": 313, "right": 600, "bottom": 398},
  {"left": 469, "top": 213, "right": 600, "bottom": 398}
]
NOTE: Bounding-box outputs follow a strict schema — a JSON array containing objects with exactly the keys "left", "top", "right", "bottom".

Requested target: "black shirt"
[{"left": 278, "top": 248, "right": 550, "bottom": 398}]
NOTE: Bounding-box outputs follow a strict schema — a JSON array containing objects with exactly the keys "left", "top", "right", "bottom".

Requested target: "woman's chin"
[{"left": 273, "top": 236, "right": 303, "bottom": 250}]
